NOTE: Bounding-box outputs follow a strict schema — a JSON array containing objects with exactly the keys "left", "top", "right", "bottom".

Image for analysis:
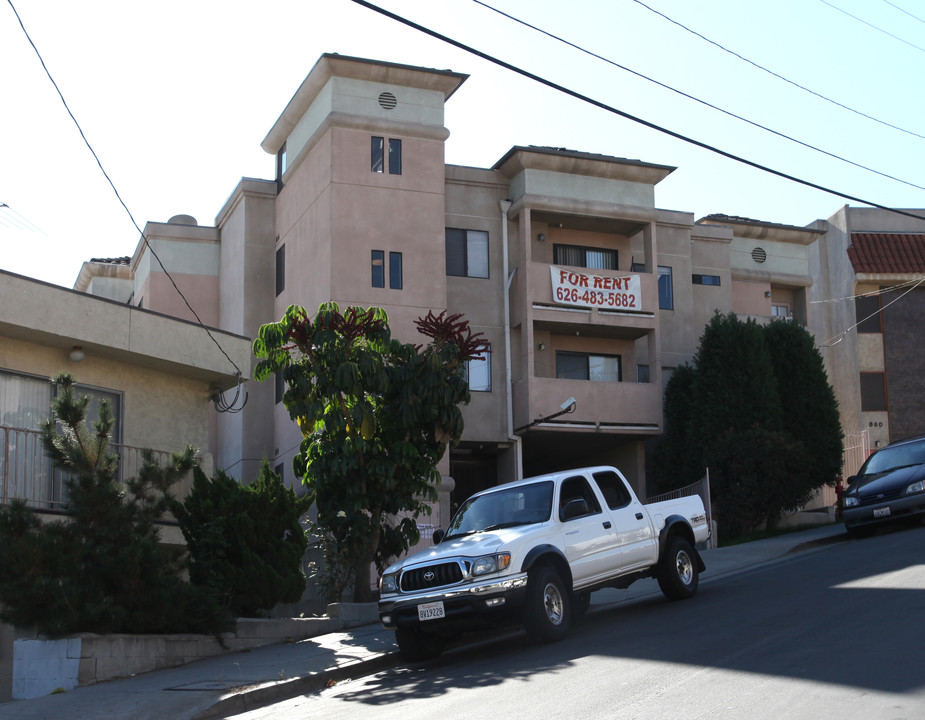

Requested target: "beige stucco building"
[{"left": 63, "top": 53, "right": 925, "bottom": 512}]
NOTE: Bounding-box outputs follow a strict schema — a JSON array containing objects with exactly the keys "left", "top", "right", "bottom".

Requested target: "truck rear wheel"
[
  {"left": 656, "top": 536, "right": 699, "bottom": 601},
  {"left": 523, "top": 566, "right": 571, "bottom": 642}
]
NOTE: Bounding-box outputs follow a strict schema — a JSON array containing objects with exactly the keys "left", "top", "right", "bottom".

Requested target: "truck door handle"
[
  {"left": 603, "top": 521, "right": 612, "bottom": 529},
  {"left": 635, "top": 513, "right": 644, "bottom": 520}
]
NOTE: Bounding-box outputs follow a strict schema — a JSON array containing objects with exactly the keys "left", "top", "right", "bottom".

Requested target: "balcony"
[
  {"left": 518, "top": 376, "right": 662, "bottom": 433},
  {"left": 1, "top": 425, "right": 172, "bottom": 510}
]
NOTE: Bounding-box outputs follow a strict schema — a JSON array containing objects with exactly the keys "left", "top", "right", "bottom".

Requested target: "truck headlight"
[
  {"left": 844, "top": 496, "right": 859, "bottom": 508},
  {"left": 905, "top": 480, "right": 924, "bottom": 495},
  {"left": 380, "top": 572, "right": 399, "bottom": 593},
  {"left": 472, "top": 553, "right": 511, "bottom": 577}
]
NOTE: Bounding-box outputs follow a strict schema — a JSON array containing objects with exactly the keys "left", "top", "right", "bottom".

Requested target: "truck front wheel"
[
  {"left": 523, "top": 566, "right": 571, "bottom": 642},
  {"left": 656, "top": 536, "right": 699, "bottom": 601}
]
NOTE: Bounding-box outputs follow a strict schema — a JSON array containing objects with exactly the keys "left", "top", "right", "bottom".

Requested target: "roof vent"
[
  {"left": 752, "top": 247, "right": 767, "bottom": 264},
  {"left": 378, "top": 91, "right": 397, "bottom": 110},
  {"left": 168, "top": 214, "right": 198, "bottom": 226}
]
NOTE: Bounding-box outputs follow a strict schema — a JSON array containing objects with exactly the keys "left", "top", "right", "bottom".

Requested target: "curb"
[{"left": 193, "top": 651, "right": 399, "bottom": 720}]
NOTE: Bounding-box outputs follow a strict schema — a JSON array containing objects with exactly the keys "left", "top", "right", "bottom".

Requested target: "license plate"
[
  {"left": 874, "top": 507, "right": 891, "bottom": 518},
  {"left": 417, "top": 601, "right": 445, "bottom": 621}
]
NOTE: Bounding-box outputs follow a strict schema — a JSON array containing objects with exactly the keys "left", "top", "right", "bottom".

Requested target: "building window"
[
  {"left": 371, "top": 250, "right": 385, "bottom": 287},
  {"left": 637, "top": 364, "right": 650, "bottom": 383},
  {"left": 553, "top": 244, "right": 617, "bottom": 270},
  {"left": 692, "top": 274, "right": 721, "bottom": 286},
  {"left": 275, "top": 371, "right": 285, "bottom": 405},
  {"left": 372, "top": 137, "right": 402, "bottom": 174},
  {"left": 389, "top": 138, "right": 402, "bottom": 175},
  {"left": 446, "top": 228, "right": 489, "bottom": 278},
  {"left": 371, "top": 137, "right": 384, "bottom": 173},
  {"left": 556, "top": 352, "right": 622, "bottom": 383},
  {"left": 275, "top": 244, "right": 285, "bottom": 296},
  {"left": 276, "top": 141, "right": 287, "bottom": 184},
  {"left": 465, "top": 345, "right": 491, "bottom": 392},
  {"left": 658, "top": 266, "right": 674, "bottom": 310},
  {"left": 856, "top": 294, "right": 882, "bottom": 333},
  {"left": 631, "top": 262, "right": 645, "bottom": 273},
  {"left": 389, "top": 252, "right": 403, "bottom": 290},
  {"left": 772, "top": 303, "right": 792, "bottom": 319},
  {"left": 860, "top": 372, "right": 887, "bottom": 412},
  {"left": 274, "top": 463, "right": 285, "bottom": 483}
]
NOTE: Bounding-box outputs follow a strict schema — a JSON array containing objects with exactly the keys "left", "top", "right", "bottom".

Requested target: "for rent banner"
[{"left": 550, "top": 266, "right": 642, "bottom": 311}]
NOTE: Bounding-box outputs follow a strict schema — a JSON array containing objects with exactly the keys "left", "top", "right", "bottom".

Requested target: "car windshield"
[
  {"left": 862, "top": 441, "right": 925, "bottom": 476},
  {"left": 445, "top": 481, "right": 554, "bottom": 539}
]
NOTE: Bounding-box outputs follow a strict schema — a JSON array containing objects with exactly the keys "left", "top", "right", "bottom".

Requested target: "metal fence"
[
  {"left": 0, "top": 425, "right": 171, "bottom": 510},
  {"left": 842, "top": 429, "right": 871, "bottom": 480}
]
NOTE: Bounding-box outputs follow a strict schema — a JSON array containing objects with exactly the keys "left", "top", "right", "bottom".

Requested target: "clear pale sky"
[{"left": 2, "top": 0, "right": 924, "bottom": 289}]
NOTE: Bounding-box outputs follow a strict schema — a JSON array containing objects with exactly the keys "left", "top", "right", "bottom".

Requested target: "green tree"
[
  {"left": 654, "top": 313, "right": 844, "bottom": 538},
  {"left": 652, "top": 363, "right": 700, "bottom": 492},
  {"left": 253, "top": 303, "right": 486, "bottom": 602},
  {"left": 173, "top": 460, "right": 312, "bottom": 618},
  {"left": 764, "top": 319, "right": 844, "bottom": 488},
  {"left": 0, "top": 373, "right": 226, "bottom": 636}
]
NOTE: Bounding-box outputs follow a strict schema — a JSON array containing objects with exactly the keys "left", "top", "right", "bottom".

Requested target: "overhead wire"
[
  {"left": 630, "top": 0, "right": 925, "bottom": 141},
  {"left": 472, "top": 0, "right": 925, "bottom": 193},
  {"left": 819, "top": 0, "right": 925, "bottom": 54},
  {"left": 6, "top": 0, "right": 247, "bottom": 409},
  {"left": 880, "top": 0, "right": 925, "bottom": 27},
  {"left": 822, "top": 277, "right": 925, "bottom": 346},
  {"left": 350, "top": 0, "right": 925, "bottom": 223}
]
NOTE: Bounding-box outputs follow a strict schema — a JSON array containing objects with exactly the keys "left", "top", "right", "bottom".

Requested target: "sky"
[{"left": 2, "top": 0, "right": 924, "bottom": 289}]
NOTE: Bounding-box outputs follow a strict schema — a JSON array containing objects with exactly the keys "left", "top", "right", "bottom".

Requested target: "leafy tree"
[
  {"left": 764, "top": 319, "right": 844, "bottom": 488},
  {"left": 654, "top": 313, "right": 843, "bottom": 538},
  {"left": 652, "top": 363, "right": 700, "bottom": 493},
  {"left": 254, "top": 303, "right": 486, "bottom": 602},
  {"left": 0, "top": 373, "right": 226, "bottom": 637},
  {"left": 173, "top": 460, "right": 312, "bottom": 617}
]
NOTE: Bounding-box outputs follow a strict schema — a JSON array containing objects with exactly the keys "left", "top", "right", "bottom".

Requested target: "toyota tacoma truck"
[{"left": 378, "top": 465, "right": 710, "bottom": 660}]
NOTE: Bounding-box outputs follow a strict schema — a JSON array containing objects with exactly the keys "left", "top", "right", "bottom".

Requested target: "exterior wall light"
[
  {"left": 69, "top": 346, "right": 85, "bottom": 362},
  {"left": 537, "top": 233, "right": 546, "bottom": 242}
]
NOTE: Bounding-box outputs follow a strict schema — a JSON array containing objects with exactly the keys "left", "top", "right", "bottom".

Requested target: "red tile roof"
[{"left": 848, "top": 233, "right": 925, "bottom": 274}]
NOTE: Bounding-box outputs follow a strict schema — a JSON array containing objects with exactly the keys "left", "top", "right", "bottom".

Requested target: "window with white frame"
[
  {"left": 555, "top": 352, "right": 622, "bottom": 383},
  {"left": 465, "top": 346, "right": 491, "bottom": 392},
  {"left": 446, "top": 228, "right": 489, "bottom": 278}
]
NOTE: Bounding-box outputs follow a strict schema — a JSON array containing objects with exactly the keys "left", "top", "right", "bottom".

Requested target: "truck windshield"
[{"left": 445, "top": 481, "right": 554, "bottom": 539}]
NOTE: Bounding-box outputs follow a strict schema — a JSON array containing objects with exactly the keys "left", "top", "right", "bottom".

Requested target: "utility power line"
[
  {"left": 351, "top": 0, "right": 925, "bottom": 223},
  {"left": 472, "top": 0, "right": 925, "bottom": 192},
  {"left": 6, "top": 0, "right": 246, "bottom": 393}
]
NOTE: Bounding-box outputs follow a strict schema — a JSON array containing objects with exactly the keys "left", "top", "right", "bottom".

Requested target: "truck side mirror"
[
  {"left": 561, "top": 498, "right": 589, "bottom": 521},
  {"left": 432, "top": 528, "right": 445, "bottom": 544}
]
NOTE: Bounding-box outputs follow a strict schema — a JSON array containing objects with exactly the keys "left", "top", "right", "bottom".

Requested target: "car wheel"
[
  {"left": 395, "top": 627, "right": 444, "bottom": 661},
  {"left": 656, "top": 536, "right": 699, "bottom": 601},
  {"left": 523, "top": 566, "right": 571, "bottom": 642}
]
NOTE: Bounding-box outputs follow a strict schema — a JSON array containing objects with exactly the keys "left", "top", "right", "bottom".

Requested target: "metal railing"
[
  {"left": 842, "top": 429, "right": 871, "bottom": 480},
  {"left": 0, "top": 425, "right": 171, "bottom": 510}
]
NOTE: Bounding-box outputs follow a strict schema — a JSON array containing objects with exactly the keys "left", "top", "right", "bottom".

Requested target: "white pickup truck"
[{"left": 378, "top": 465, "right": 710, "bottom": 660}]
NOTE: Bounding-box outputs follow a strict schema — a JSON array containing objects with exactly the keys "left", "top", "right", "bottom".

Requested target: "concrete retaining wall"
[{"left": 9, "top": 616, "right": 343, "bottom": 700}]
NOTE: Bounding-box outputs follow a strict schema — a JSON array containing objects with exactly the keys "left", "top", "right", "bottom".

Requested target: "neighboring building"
[
  {"left": 72, "top": 53, "right": 924, "bottom": 515},
  {"left": 810, "top": 206, "right": 925, "bottom": 461},
  {"left": 0, "top": 270, "right": 252, "bottom": 516}
]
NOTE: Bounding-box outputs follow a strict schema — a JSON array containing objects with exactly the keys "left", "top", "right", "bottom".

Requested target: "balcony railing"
[{"left": 0, "top": 425, "right": 171, "bottom": 511}]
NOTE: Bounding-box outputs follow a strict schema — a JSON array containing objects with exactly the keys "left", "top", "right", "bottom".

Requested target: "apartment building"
[{"left": 73, "top": 53, "right": 923, "bottom": 514}]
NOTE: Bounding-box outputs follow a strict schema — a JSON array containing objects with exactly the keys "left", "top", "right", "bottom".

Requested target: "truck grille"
[{"left": 400, "top": 562, "right": 464, "bottom": 592}]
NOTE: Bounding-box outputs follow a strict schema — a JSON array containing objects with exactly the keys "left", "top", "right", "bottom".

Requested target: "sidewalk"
[{"left": 0, "top": 523, "right": 848, "bottom": 720}]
